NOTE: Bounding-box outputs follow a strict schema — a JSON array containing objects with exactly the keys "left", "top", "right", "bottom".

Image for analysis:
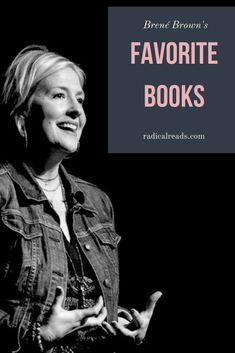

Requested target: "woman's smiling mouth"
[{"left": 57, "top": 122, "right": 78, "bottom": 132}]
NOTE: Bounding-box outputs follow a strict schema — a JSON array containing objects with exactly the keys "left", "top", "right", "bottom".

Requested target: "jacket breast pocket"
[
  {"left": 93, "top": 227, "right": 121, "bottom": 270},
  {"left": 1, "top": 210, "right": 42, "bottom": 240},
  {"left": 0, "top": 210, "right": 43, "bottom": 292}
]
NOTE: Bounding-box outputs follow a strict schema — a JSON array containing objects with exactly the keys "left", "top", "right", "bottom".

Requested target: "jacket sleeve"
[{"left": 0, "top": 229, "right": 26, "bottom": 353}]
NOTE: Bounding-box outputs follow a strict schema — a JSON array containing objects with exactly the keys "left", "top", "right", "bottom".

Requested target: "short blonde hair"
[{"left": 2, "top": 45, "right": 86, "bottom": 118}]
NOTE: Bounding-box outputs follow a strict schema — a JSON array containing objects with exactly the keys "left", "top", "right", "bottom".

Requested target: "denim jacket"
[{"left": 0, "top": 161, "right": 121, "bottom": 352}]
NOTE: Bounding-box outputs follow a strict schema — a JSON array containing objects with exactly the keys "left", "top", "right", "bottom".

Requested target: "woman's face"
[{"left": 28, "top": 67, "right": 86, "bottom": 155}]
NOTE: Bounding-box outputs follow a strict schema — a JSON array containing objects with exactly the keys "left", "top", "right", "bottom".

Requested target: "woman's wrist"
[
  {"left": 39, "top": 324, "right": 55, "bottom": 343},
  {"left": 31, "top": 322, "right": 54, "bottom": 352},
  {"left": 39, "top": 324, "right": 75, "bottom": 353}
]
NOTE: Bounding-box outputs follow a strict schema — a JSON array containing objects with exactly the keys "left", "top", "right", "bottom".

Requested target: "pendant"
[{"left": 80, "top": 284, "right": 85, "bottom": 308}]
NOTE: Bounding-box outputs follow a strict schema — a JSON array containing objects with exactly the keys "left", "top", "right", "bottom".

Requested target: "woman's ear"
[{"left": 15, "top": 114, "right": 27, "bottom": 138}]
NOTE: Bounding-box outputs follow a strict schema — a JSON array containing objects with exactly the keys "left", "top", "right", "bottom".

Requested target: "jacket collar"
[{"left": 3, "top": 161, "right": 97, "bottom": 215}]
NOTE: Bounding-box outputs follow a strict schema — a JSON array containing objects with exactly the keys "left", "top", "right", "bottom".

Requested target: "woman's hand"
[
  {"left": 102, "top": 291, "right": 162, "bottom": 346},
  {"left": 40, "top": 287, "right": 107, "bottom": 343}
]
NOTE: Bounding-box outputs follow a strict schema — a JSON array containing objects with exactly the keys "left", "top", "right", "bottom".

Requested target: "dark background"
[{"left": 0, "top": 1, "right": 233, "bottom": 352}]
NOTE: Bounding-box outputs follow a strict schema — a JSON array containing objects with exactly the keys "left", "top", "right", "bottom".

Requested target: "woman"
[{"left": 0, "top": 45, "right": 161, "bottom": 353}]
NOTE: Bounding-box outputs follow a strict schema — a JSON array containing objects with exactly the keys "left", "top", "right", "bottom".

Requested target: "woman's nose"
[
  {"left": 66, "top": 108, "right": 80, "bottom": 119},
  {"left": 66, "top": 99, "right": 82, "bottom": 119}
]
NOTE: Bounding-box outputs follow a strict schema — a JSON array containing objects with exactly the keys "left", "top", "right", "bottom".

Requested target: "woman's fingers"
[
  {"left": 53, "top": 286, "right": 65, "bottom": 309},
  {"left": 111, "top": 321, "right": 138, "bottom": 338},
  {"left": 65, "top": 305, "right": 107, "bottom": 335},
  {"left": 118, "top": 308, "right": 133, "bottom": 322},
  {"left": 144, "top": 291, "right": 162, "bottom": 318},
  {"left": 102, "top": 321, "right": 117, "bottom": 336},
  {"left": 93, "top": 296, "right": 104, "bottom": 314},
  {"left": 130, "top": 308, "right": 143, "bottom": 328},
  {"left": 78, "top": 296, "right": 104, "bottom": 321},
  {"left": 84, "top": 306, "right": 107, "bottom": 327},
  {"left": 118, "top": 316, "right": 131, "bottom": 326}
]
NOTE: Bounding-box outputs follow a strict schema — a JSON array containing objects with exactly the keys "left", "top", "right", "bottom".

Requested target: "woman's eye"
[
  {"left": 77, "top": 97, "right": 84, "bottom": 105},
  {"left": 53, "top": 93, "right": 65, "bottom": 99}
]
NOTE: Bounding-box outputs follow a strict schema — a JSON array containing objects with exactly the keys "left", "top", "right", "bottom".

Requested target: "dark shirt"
[
  {"left": 64, "top": 235, "right": 101, "bottom": 310},
  {"left": 60, "top": 236, "right": 107, "bottom": 352}
]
